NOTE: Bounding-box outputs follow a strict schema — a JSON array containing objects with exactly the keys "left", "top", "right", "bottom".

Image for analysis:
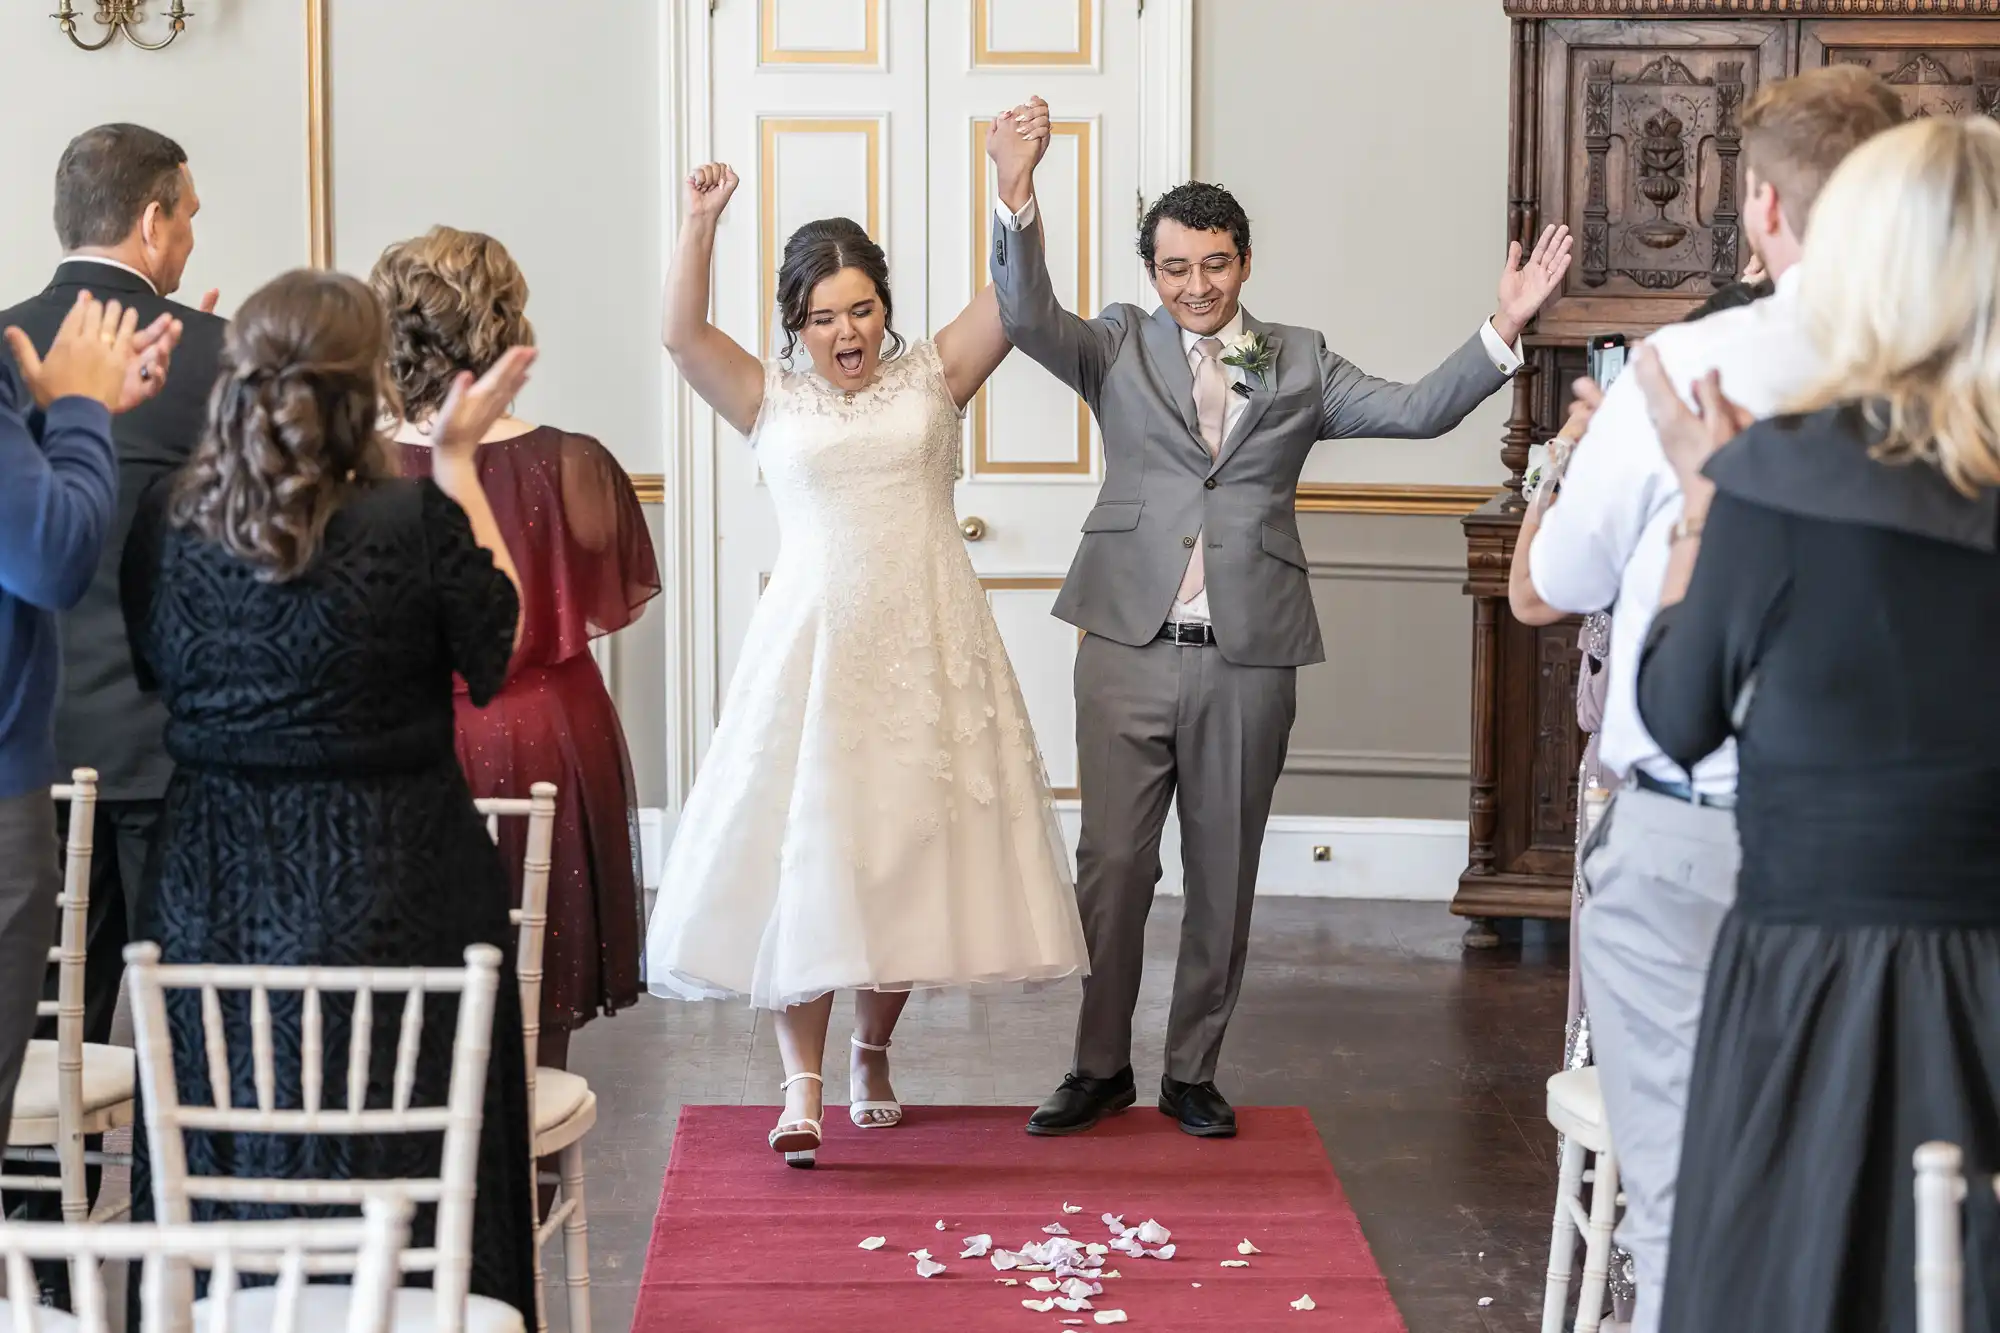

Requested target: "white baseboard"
[{"left": 638, "top": 805, "right": 1465, "bottom": 902}]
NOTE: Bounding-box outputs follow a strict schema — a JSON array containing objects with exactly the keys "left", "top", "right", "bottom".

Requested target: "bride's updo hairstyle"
[
  {"left": 172, "top": 269, "right": 393, "bottom": 582},
  {"left": 774, "top": 217, "right": 906, "bottom": 362}
]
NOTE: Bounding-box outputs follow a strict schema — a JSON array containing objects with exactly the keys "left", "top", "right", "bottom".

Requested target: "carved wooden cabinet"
[{"left": 1455, "top": 0, "right": 2000, "bottom": 941}]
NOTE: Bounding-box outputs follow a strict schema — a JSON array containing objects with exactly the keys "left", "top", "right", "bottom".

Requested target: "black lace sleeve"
[
  {"left": 419, "top": 480, "right": 519, "bottom": 707},
  {"left": 119, "top": 473, "right": 173, "bottom": 694}
]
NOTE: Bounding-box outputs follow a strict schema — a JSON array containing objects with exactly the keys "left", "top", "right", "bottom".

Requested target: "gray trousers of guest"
[
  {"left": 1578, "top": 787, "right": 1739, "bottom": 1333},
  {"left": 1070, "top": 634, "right": 1295, "bottom": 1084},
  {"left": 0, "top": 791, "right": 61, "bottom": 1148}
]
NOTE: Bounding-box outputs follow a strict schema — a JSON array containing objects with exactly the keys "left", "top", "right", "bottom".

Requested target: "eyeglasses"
[{"left": 1152, "top": 255, "right": 1240, "bottom": 285}]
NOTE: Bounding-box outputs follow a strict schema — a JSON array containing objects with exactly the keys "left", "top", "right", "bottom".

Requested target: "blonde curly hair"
[{"left": 369, "top": 225, "right": 535, "bottom": 422}]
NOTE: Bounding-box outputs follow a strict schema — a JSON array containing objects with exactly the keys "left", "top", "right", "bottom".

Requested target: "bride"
[{"left": 646, "top": 119, "right": 1088, "bottom": 1167}]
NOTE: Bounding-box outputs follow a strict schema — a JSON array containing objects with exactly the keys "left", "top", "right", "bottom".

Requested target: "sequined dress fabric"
[{"left": 644, "top": 342, "right": 1087, "bottom": 1007}]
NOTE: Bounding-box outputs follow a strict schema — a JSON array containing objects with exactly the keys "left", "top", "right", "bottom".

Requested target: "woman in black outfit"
[
  {"left": 1632, "top": 114, "right": 2000, "bottom": 1333},
  {"left": 121, "top": 269, "right": 540, "bottom": 1321}
]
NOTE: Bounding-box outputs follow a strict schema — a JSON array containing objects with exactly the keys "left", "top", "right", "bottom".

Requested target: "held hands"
[
  {"left": 686, "top": 163, "right": 740, "bottom": 224},
  {"left": 1740, "top": 255, "right": 1766, "bottom": 286},
  {"left": 1631, "top": 343, "right": 1753, "bottom": 509},
  {"left": 1492, "top": 225, "right": 1575, "bottom": 344},
  {"left": 429, "top": 347, "right": 539, "bottom": 465},
  {"left": 986, "top": 96, "right": 1051, "bottom": 204},
  {"left": 4, "top": 291, "right": 157, "bottom": 413}
]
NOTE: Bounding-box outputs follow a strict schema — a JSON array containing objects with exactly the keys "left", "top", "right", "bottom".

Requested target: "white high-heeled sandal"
[
  {"left": 770, "top": 1071, "right": 823, "bottom": 1167},
  {"left": 849, "top": 1035, "right": 903, "bottom": 1129}
]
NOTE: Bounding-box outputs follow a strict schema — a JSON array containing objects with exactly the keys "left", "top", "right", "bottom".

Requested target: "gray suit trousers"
[
  {"left": 1071, "top": 633, "right": 1295, "bottom": 1083},
  {"left": 0, "top": 790, "right": 60, "bottom": 1148},
  {"left": 1578, "top": 787, "right": 1740, "bottom": 1333}
]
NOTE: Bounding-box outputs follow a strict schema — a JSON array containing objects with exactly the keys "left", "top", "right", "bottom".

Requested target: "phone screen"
[{"left": 1587, "top": 339, "right": 1628, "bottom": 390}]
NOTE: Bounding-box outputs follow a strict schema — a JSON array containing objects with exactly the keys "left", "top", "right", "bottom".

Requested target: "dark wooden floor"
[{"left": 551, "top": 899, "right": 1569, "bottom": 1333}]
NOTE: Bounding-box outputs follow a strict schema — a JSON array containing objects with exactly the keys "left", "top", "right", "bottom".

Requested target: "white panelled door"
[{"left": 695, "top": 0, "right": 1184, "bottom": 818}]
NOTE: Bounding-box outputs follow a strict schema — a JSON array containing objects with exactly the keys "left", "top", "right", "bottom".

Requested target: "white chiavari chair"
[
  {"left": 1915, "top": 1140, "right": 2000, "bottom": 1333},
  {"left": 0, "top": 1192, "right": 412, "bottom": 1333},
  {"left": 124, "top": 942, "right": 519, "bottom": 1333},
  {"left": 475, "top": 785, "right": 593, "bottom": 1333},
  {"left": 2, "top": 769, "right": 136, "bottom": 1223}
]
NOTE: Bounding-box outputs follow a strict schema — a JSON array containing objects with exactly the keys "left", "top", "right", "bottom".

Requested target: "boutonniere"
[{"left": 1220, "top": 330, "right": 1275, "bottom": 387}]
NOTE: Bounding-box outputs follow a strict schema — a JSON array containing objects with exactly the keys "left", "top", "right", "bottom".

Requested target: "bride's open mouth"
[{"left": 835, "top": 348, "right": 865, "bottom": 376}]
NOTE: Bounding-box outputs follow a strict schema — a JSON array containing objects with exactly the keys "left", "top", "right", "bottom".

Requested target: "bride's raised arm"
[
  {"left": 933, "top": 107, "right": 1052, "bottom": 411},
  {"left": 662, "top": 163, "right": 765, "bottom": 436}
]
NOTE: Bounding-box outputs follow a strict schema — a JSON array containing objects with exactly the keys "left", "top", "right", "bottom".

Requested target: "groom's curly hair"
[{"left": 1139, "top": 182, "right": 1251, "bottom": 270}]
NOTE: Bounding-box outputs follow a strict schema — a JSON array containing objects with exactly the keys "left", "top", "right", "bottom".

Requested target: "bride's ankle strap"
[
  {"left": 781, "top": 1071, "right": 825, "bottom": 1090},
  {"left": 850, "top": 1035, "right": 892, "bottom": 1053}
]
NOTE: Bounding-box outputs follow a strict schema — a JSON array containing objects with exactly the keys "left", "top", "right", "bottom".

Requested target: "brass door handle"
[{"left": 960, "top": 516, "right": 988, "bottom": 541}]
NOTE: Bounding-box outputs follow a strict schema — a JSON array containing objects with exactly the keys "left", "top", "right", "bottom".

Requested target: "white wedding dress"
[{"left": 644, "top": 340, "right": 1088, "bottom": 1008}]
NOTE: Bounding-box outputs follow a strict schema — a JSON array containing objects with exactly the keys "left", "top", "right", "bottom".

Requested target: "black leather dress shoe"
[
  {"left": 1026, "top": 1067, "right": 1137, "bottom": 1136},
  {"left": 1159, "top": 1076, "right": 1237, "bottom": 1137}
]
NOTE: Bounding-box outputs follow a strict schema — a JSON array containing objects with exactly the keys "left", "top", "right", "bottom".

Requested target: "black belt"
[
  {"left": 1633, "top": 770, "right": 1736, "bottom": 810},
  {"left": 1156, "top": 621, "right": 1216, "bottom": 646}
]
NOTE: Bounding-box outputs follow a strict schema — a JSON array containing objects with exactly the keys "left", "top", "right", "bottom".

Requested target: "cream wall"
[
  {"left": 0, "top": 1, "right": 308, "bottom": 316},
  {"left": 1194, "top": 0, "right": 1516, "bottom": 486}
]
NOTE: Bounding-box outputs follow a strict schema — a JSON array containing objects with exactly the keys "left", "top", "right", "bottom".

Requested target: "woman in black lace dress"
[{"left": 120, "top": 269, "right": 539, "bottom": 1321}]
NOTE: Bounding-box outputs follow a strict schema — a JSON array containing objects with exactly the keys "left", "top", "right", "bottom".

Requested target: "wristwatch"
[{"left": 1670, "top": 513, "right": 1705, "bottom": 544}]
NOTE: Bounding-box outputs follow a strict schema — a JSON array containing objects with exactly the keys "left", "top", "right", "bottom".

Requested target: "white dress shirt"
[
  {"left": 996, "top": 197, "right": 1523, "bottom": 627},
  {"left": 1528, "top": 266, "right": 1816, "bottom": 796},
  {"left": 58, "top": 254, "right": 158, "bottom": 295}
]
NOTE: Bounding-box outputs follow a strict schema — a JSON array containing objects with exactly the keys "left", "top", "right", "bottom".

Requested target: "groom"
[{"left": 987, "top": 98, "right": 1571, "bottom": 1137}]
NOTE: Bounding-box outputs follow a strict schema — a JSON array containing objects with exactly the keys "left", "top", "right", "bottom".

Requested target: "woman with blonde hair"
[
  {"left": 121, "top": 268, "right": 537, "bottom": 1319},
  {"left": 374, "top": 227, "right": 659, "bottom": 1074},
  {"left": 1632, "top": 113, "right": 2000, "bottom": 1333}
]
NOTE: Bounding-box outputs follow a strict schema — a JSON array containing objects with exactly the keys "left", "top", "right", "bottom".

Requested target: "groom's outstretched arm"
[
  {"left": 988, "top": 98, "right": 1120, "bottom": 404},
  {"left": 1315, "top": 331, "right": 1515, "bottom": 441}
]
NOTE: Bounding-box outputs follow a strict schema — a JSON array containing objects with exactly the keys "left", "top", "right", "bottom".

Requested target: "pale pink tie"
[{"left": 1176, "top": 336, "right": 1227, "bottom": 603}]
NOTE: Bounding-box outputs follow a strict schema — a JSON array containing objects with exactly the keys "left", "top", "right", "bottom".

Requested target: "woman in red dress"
[{"left": 373, "top": 226, "right": 659, "bottom": 1070}]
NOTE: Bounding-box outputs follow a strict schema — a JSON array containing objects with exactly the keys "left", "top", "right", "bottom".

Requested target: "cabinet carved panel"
[{"left": 1803, "top": 21, "right": 2000, "bottom": 119}]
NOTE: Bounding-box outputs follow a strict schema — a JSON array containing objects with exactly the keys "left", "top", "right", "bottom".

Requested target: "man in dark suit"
[{"left": 0, "top": 122, "right": 225, "bottom": 1058}]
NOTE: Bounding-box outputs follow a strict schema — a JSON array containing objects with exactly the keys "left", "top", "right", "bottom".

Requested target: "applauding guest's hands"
[
  {"left": 986, "top": 96, "right": 1051, "bottom": 212},
  {"left": 428, "top": 346, "right": 539, "bottom": 464},
  {"left": 686, "top": 163, "right": 740, "bottom": 224},
  {"left": 1492, "top": 224, "right": 1574, "bottom": 344},
  {"left": 5, "top": 291, "right": 139, "bottom": 412}
]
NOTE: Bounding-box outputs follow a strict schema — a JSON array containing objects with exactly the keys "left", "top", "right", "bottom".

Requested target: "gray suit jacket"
[{"left": 991, "top": 215, "right": 1510, "bottom": 667}]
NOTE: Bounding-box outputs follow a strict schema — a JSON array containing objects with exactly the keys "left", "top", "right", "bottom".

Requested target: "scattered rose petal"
[
  {"left": 1044, "top": 1223, "right": 1071, "bottom": 1236},
  {"left": 995, "top": 1278, "right": 1019, "bottom": 1287},
  {"left": 1020, "top": 1264, "right": 1053, "bottom": 1272},
  {"left": 1192, "top": 1282, "right": 1202, "bottom": 1288},
  {"left": 915, "top": 1258, "right": 945, "bottom": 1278},
  {"left": 991, "top": 1251, "right": 1021, "bottom": 1271},
  {"left": 1061, "top": 1278, "right": 1102, "bottom": 1300},
  {"left": 907, "top": 1249, "right": 932, "bottom": 1262},
  {"left": 1101, "top": 1213, "right": 1124, "bottom": 1232},
  {"left": 1100, "top": 1270, "right": 1122, "bottom": 1280},
  {"left": 1056, "top": 1297, "right": 1094, "bottom": 1312},
  {"left": 1238, "top": 1240, "right": 1262, "bottom": 1256},
  {"left": 1063, "top": 1323, "right": 1085, "bottom": 1328},
  {"left": 1146, "top": 1244, "right": 1176, "bottom": 1261},
  {"left": 936, "top": 1220, "right": 948, "bottom": 1231},
  {"left": 1220, "top": 1260, "right": 1250, "bottom": 1268},
  {"left": 1094, "top": 1313, "right": 1128, "bottom": 1326},
  {"left": 959, "top": 1234, "right": 992, "bottom": 1259},
  {"left": 1478, "top": 1297, "right": 1494, "bottom": 1307},
  {"left": 1023, "top": 1298, "right": 1057, "bottom": 1313},
  {"left": 858, "top": 1236, "right": 886, "bottom": 1251},
  {"left": 1291, "top": 1294, "right": 1316, "bottom": 1311},
  {"left": 1029, "top": 1278, "right": 1060, "bottom": 1293},
  {"left": 1085, "top": 1243, "right": 1109, "bottom": 1257},
  {"left": 1063, "top": 1201, "right": 1084, "bottom": 1214},
  {"left": 1478, "top": 1251, "right": 1486, "bottom": 1260},
  {"left": 1136, "top": 1219, "right": 1171, "bottom": 1246}
]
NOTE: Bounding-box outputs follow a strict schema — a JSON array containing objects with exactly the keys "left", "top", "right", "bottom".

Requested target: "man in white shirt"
[
  {"left": 985, "top": 98, "right": 1572, "bottom": 1139},
  {"left": 1514, "top": 67, "right": 1903, "bottom": 1333}
]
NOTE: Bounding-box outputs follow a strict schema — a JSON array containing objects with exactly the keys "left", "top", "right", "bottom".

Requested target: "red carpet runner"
[{"left": 634, "top": 1104, "right": 1407, "bottom": 1331}]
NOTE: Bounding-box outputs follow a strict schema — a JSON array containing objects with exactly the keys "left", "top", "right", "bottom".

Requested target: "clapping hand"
[
  {"left": 118, "top": 312, "right": 184, "bottom": 412},
  {"left": 1631, "top": 344, "right": 1753, "bottom": 506},
  {"left": 5, "top": 291, "right": 139, "bottom": 412},
  {"left": 686, "top": 163, "right": 740, "bottom": 224},
  {"left": 1493, "top": 224, "right": 1574, "bottom": 344},
  {"left": 428, "top": 346, "right": 539, "bottom": 464}
]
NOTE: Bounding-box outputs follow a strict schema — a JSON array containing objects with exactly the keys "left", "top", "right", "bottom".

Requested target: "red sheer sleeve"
[{"left": 397, "top": 429, "right": 660, "bottom": 671}]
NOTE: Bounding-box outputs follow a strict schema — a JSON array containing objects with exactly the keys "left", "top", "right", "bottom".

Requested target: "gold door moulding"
[
  {"left": 628, "top": 478, "right": 1498, "bottom": 516},
  {"left": 761, "top": 0, "right": 881, "bottom": 66},
  {"left": 979, "top": 575, "right": 1078, "bottom": 799},
  {"left": 970, "top": 118, "right": 1094, "bottom": 478},
  {"left": 973, "top": 0, "right": 1094, "bottom": 67},
  {"left": 1502, "top": 1, "right": 2000, "bottom": 12},
  {"left": 307, "top": 0, "right": 330, "bottom": 267},
  {"left": 759, "top": 117, "right": 884, "bottom": 359}
]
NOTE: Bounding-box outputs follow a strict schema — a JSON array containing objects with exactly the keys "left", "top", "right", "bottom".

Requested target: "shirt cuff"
[
  {"left": 1479, "top": 319, "right": 1524, "bottom": 375},
  {"left": 995, "top": 195, "right": 1039, "bottom": 232}
]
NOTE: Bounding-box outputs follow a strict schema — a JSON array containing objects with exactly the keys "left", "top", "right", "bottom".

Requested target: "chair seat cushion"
[
  {"left": 1545, "top": 1066, "right": 1608, "bottom": 1148},
  {"left": 534, "top": 1068, "right": 593, "bottom": 1133},
  {"left": 194, "top": 1286, "right": 525, "bottom": 1332},
  {"left": 5, "top": 1041, "right": 136, "bottom": 1141},
  {"left": 0, "top": 1299, "right": 79, "bottom": 1331}
]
